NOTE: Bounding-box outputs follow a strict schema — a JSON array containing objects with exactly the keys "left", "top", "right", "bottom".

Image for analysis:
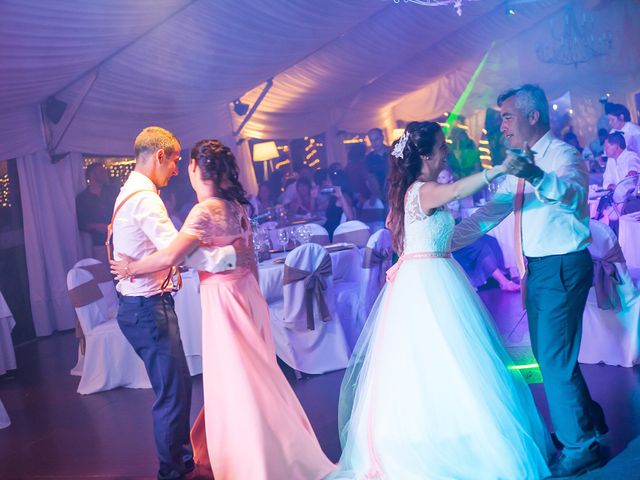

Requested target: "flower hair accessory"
[{"left": 392, "top": 131, "right": 409, "bottom": 159}]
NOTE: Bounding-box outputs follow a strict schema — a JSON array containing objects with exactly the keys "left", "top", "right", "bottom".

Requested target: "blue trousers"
[
  {"left": 526, "top": 249, "right": 607, "bottom": 456},
  {"left": 117, "top": 293, "right": 193, "bottom": 480}
]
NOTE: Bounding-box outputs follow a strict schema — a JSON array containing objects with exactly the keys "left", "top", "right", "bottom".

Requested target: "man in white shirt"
[
  {"left": 453, "top": 85, "right": 607, "bottom": 477},
  {"left": 112, "top": 126, "right": 250, "bottom": 480},
  {"left": 606, "top": 102, "right": 640, "bottom": 155},
  {"left": 602, "top": 131, "right": 640, "bottom": 189}
]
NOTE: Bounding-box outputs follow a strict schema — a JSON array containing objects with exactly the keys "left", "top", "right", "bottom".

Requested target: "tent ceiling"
[{"left": 0, "top": 0, "right": 638, "bottom": 158}]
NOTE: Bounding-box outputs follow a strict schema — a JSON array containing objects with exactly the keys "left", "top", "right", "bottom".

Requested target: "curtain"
[{"left": 17, "top": 151, "right": 85, "bottom": 336}]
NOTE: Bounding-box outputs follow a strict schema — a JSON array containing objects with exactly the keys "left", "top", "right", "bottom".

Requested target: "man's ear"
[
  {"left": 155, "top": 148, "right": 166, "bottom": 165},
  {"left": 528, "top": 110, "right": 540, "bottom": 126},
  {"left": 190, "top": 158, "right": 197, "bottom": 172}
]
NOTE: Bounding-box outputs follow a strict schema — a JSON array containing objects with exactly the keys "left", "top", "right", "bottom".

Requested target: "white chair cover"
[
  {"left": 333, "top": 220, "right": 370, "bottom": 247},
  {"left": 306, "top": 223, "right": 330, "bottom": 246},
  {"left": 172, "top": 268, "right": 203, "bottom": 375},
  {"left": 0, "top": 291, "right": 17, "bottom": 376},
  {"left": 580, "top": 221, "right": 640, "bottom": 367},
  {"left": 359, "top": 229, "right": 393, "bottom": 323},
  {"left": 66, "top": 267, "right": 150, "bottom": 394},
  {"left": 268, "top": 243, "right": 350, "bottom": 374},
  {"left": 0, "top": 399, "right": 9, "bottom": 429}
]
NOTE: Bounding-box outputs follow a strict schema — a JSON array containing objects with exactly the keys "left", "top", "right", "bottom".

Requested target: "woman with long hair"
[
  {"left": 334, "top": 122, "right": 552, "bottom": 479},
  {"left": 111, "top": 140, "right": 334, "bottom": 480}
]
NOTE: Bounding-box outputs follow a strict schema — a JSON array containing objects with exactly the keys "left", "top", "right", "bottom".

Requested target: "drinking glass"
[{"left": 277, "top": 228, "right": 289, "bottom": 253}]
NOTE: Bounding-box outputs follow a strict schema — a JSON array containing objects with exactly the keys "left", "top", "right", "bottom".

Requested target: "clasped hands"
[{"left": 503, "top": 143, "right": 544, "bottom": 185}]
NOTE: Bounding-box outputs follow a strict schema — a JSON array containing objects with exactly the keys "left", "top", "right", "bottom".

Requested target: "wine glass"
[{"left": 277, "top": 228, "right": 289, "bottom": 253}]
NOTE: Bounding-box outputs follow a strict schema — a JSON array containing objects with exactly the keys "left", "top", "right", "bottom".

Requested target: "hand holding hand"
[{"left": 504, "top": 143, "right": 543, "bottom": 184}]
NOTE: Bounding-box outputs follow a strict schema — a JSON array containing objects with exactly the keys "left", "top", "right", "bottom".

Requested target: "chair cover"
[
  {"left": 69, "top": 258, "right": 116, "bottom": 376},
  {"left": 359, "top": 229, "right": 393, "bottom": 322},
  {"left": 268, "top": 243, "right": 350, "bottom": 374},
  {"left": 172, "top": 268, "right": 203, "bottom": 375},
  {"left": 0, "top": 399, "right": 9, "bottom": 429},
  {"left": 306, "top": 223, "right": 330, "bottom": 246},
  {"left": 333, "top": 220, "right": 370, "bottom": 247},
  {"left": 66, "top": 267, "right": 150, "bottom": 394},
  {"left": 0, "top": 291, "right": 17, "bottom": 376},
  {"left": 580, "top": 221, "right": 640, "bottom": 367}
]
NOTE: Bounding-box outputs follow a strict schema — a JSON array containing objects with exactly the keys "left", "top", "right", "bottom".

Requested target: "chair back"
[
  {"left": 360, "top": 229, "right": 392, "bottom": 317},
  {"left": 283, "top": 243, "right": 334, "bottom": 331},
  {"left": 74, "top": 258, "right": 118, "bottom": 321},
  {"left": 588, "top": 220, "right": 638, "bottom": 310},
  {"left": 333, "top": 220, "right": 370, "bottom": 247},
  {"left": 66, "top": 267, "right": 112, "bottom": 334},
  {"left": 306, "top": 223, "right": 330, "bottom": 246}
]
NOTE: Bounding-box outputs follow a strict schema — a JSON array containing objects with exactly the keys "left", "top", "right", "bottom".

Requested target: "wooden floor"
[{"left": 1, "top": 289, "right": 640, "bottom": 479}]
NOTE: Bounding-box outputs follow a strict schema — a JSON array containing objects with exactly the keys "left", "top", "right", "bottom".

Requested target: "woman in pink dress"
[{"left": 111, "top": 139, "right": 335, "bottom": 480}]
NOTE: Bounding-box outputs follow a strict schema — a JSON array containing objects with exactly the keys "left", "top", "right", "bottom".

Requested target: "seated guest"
[
  {"left": 76, "top": 163, "right": 118, "bottom": 263},
  {"left": 314, "top": 169, "right": 355, "bottom": 239},
  {"left": 344, "top": 142, "right": 369, "bottom": 204},
  {"left": 359, "top": 173, "right": 386, "bottom": 233},
  {"left": 563, "top": 130, "right": 582, "bottom": 151},
  {"left": 602, "top": 131, "right": 640, "bottom": 189},
  {"left": 606, "top": 103, "right": 640, "bottom": 155},
  {"left": 438, "top": 168, "right": 519, "bottom": 292},
  {"left": 583, "top": 128, "right": 608, "bottom": 163},
  {"left": 287, "top": 176, "right": 318, "bottom": 217},
  {"left": 365, "top": 128, "right": 390, "bottom": 192},
  {"left": 248, "top": 181, "right": 273, "bottom": 218}
]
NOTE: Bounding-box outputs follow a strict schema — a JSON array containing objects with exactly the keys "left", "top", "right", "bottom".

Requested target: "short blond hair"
[{"left": 134, "top": 126, "right": 180, "bottom": 160}]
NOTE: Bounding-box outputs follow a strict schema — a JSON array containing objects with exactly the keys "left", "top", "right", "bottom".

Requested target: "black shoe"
[{"left": 548, "top": 442, "right": 605, "bottom": 478}]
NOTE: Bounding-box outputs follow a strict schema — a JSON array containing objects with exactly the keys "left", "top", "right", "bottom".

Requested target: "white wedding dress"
[{"left": 334, "top": 182, "right": 552, "bottom": 479}]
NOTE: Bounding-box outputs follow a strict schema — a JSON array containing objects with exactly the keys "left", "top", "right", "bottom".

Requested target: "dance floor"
[{"left": 1, "top": 288, "right": 640, "bottom": 479}]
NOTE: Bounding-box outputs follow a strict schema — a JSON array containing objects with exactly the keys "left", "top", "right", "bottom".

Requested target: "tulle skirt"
[{"left": 334, "top": 256, "right": 552, "bottom": 479}]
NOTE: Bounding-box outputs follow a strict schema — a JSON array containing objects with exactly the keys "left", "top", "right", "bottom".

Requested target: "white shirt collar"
[
  {"left": 126, "top": 170, "right": 158, "bottom": 193},
  {"left": 531, "top": 130, "right": 553, "bottom": 158}
]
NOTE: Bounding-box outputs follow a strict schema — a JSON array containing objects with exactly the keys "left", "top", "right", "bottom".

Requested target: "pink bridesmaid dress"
[{"left": 182, "top": 197, "right": 335, "bottom": 480}]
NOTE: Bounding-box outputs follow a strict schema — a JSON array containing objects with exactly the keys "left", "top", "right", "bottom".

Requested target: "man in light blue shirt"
[{"left": 453, "top": 84, "right": 607, "bottom": 477}]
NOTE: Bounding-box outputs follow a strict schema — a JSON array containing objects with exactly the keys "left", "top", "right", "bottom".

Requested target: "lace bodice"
[
  {"left": 403, "top": 182, "right": 455, "bottom": 254},
  {"left": 181, "top": 197, "right": 250, "bottom": 247}
]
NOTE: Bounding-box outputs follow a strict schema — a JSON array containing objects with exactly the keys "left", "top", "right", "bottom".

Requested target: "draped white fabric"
[
  {"left": 2, "top": 0, "right": 639, "bottom": 164},
  {"left": 17, "top": 151, "right": 85, "bottom": 336}
]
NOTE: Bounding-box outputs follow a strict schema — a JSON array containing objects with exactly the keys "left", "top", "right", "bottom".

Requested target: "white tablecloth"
[
  {"left": 172, "top": 270, "right": 203, "bottom": 376},
  {"left": 619, "top": 213, "right": 640, "bottom": 272},
  {"left": 258, "top": 246, "right": 362, "bottom": 303},
  {"left": 0, "top": 292, "right": 17, "bottom": 376}
]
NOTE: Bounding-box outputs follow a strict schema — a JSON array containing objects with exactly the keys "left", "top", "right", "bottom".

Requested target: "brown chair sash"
[
  {"left": 334, "top": 229, "right": 370, "bottom": 247},
  {"left": 283, "top": 254, "right": 332, "bottom": 330},
  {"left": 79, "top": 263, "right": 112, "bottom": 283},
  {"left": 362, "top": 246, "right": 392, "bottom": 285},
  {"left": 593, "top": 242, "right": 626, "bottom": 311},
  {"left": 310, "top": 234, "right": 330, "bottom": 246},
  {"left": 68, "top": 279, "right": 103, "bottom": 308}
]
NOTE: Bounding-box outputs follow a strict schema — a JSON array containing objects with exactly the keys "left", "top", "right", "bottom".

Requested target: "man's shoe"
[{"left": 548, "top": 442, "right": 605, "bottom": 478}]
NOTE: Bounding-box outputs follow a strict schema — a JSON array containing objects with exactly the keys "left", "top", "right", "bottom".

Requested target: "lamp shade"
[{"left": 252, "top": 141, "right": 279, "bottom": 162}]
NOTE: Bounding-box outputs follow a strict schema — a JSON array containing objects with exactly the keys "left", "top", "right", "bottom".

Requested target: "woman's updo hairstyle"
[
  {"left": 191, "top": 139, "right": 249, "bottom": 205},
  {"left": 387, "top": 121, "right": 442, "bottom": 253}
]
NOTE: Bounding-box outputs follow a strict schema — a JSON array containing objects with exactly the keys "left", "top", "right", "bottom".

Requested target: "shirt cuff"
[{"left": 218, "top": 245, "right": 236, "bottom": 270}]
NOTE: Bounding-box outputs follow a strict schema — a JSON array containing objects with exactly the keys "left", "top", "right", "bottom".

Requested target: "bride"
[
  {"left": 111, "top": 139, "right": 335, "bottom": 480},
  {"left": 334, "top": 122, "right": 552, "bottom": 479}
]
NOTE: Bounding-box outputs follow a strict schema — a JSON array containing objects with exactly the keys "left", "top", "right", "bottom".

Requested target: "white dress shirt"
[
  {"left": 453, "top": 131, "right": 590, "bottom": 257},
  {"left": 611, "top": 122, "right": 640, "bottom": 155},
  {"left": 113, "top": 171, "right": 236, "bottom": 297},
  {"left": 602, "top": 149, "right": 640, "bottom": 188}
]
